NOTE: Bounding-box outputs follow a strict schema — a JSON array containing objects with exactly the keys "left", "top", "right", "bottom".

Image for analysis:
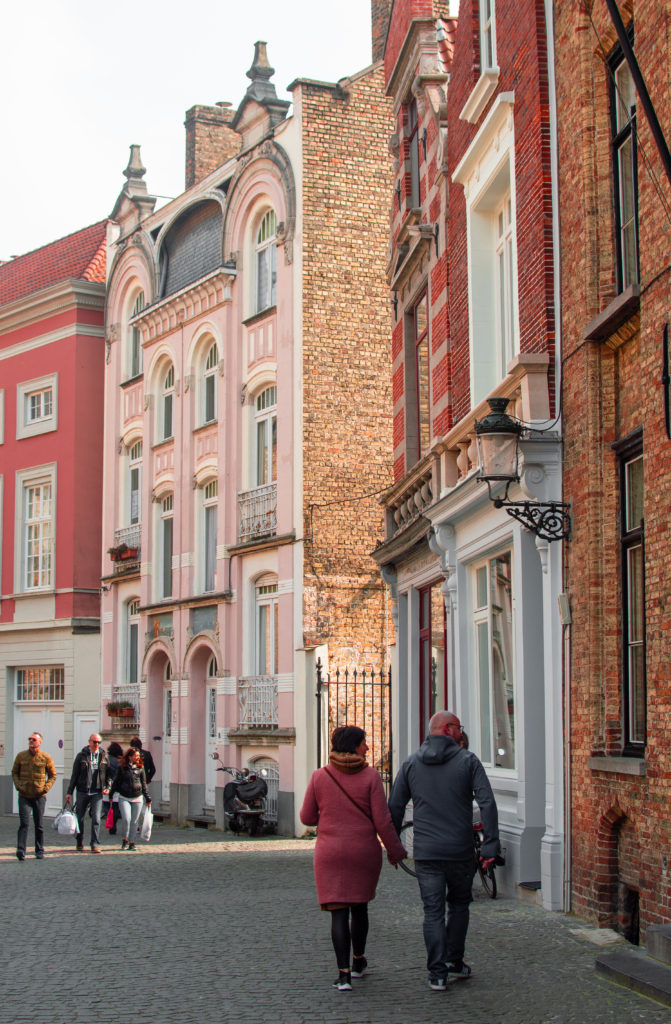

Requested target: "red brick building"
[
  {"left": 556, "top": 0, "right": 671, "bottom": 940},
  {"left": 0, "top": 223, "right": 107, "bottom": 811},
  {"left": 374, "top": 0, "right": 566, "bottom": 907}
]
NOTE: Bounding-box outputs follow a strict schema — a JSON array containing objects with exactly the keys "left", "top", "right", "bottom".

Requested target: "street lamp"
[{"left": 474, "top": 397, "right": 571, "bottom": 542}]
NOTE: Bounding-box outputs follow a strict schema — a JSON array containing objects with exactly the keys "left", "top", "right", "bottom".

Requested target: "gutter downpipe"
[{"left": 545, "top": 0, "right": 571, "bottom": 913}]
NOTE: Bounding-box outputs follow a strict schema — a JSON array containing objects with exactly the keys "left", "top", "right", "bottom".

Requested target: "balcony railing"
[
  {"left": 238, "top": 483, "right": 277, "bottom": 543},
  {"left": 109, "top": 684, "right": 140, "bottom": 728},
  {"left": 238, "top": 675, "right": 278, "bottom": 728},
  {"left": 111, "top": 524, "right": 141, "bottom": 574}
]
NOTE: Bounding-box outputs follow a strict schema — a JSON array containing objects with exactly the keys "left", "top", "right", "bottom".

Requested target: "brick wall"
[
  {"left": 447, "top": 0, "right": 555, "bottom": 423},
  {"left": 557, "top": 0, "right": 671, "bottom": 938},
  {"left": 372, "top": 0, "right": 393, "bottom": 62},
  {"left": 184, "top": 104, "right": 240, "bottom": 189},
  {"left": 300, "top": 65, "right": 396, "bottom": 666}
]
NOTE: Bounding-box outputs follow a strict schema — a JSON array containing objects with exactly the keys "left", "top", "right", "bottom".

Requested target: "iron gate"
[{"left": 315, "top": 658, "right": 392, "bottom": 793}]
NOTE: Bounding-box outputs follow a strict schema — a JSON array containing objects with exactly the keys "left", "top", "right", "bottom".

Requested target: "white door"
[
  {"left": 205, "top": 686, "right": 217, "bottom": 807},
  {"left": 13, "top": 705, "right": 64, "bottom": 816},
  {"left": 162, "top": 688, "right": 172, "bottom": 803}
]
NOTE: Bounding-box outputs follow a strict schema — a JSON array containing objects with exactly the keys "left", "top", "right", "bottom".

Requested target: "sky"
[{"left": 0, "top": 1, "right": 373, "bottom": 261}]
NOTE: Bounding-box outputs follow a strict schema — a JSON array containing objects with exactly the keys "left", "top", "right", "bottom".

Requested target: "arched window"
[
  {"left": 255, "top": 210, "right": 277, "bottom": 313},
  {"left": 128, "top": 291, "right": 145, "bottom": 379},
  {"left": 129, "top": 441, "right": 143, "bottom": 526},
  {"left": 207, "top": 654, "right": 218, "bottom": 678},
  {"left": 255, "top": 386, "right": 277, "bottom": 486},
  {"left": 161, "top": 364, "right": 175, "bottom": 441},
  {"left": 255, "top": 575, "right": 278, "bottom": 676},
  {"left": 160, "top": 494, "right": 174, "bottom": 599},
  {"left": 203, "top": 480, "right": 218, "bottom": 592},
  {"left": 203, "top": 342, "right": 218, "bottom": 424},
  {"left": 126, "top": 598, "right": 141, "bottom": 685}
]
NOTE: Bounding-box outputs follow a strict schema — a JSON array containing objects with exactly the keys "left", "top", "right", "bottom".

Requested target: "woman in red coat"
[{"left": 300, "top": 725, "right": 406, "bottom": 991}]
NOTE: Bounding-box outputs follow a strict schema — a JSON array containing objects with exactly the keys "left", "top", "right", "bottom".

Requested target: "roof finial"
[
  {"left": 123, "top": 144, "right": 147, "bottom": 184},
  {"left": 246, "top": 41, "right": 274, "bottom": 84}
]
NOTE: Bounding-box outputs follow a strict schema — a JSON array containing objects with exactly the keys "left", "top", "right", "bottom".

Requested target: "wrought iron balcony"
[
  {"left": 110, "top": 524, "right": 141, "bottom": 574},
  {"left": 238, "top": 483, "right": 277, "bottom": 543},
  {"left": 108, "top": 684, "right": 140, "bottom": 728},
  {"left": 238, "top": 675, "right": 278, "bottom": 728}
]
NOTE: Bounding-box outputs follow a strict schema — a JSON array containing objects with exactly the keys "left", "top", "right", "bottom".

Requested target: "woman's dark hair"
[
  {"left": 107, "top": 741, "right": 123, "bottom": 758},
  {"left": 331, "top": 726, "right": 366, "bottom": 754},
  {"left": 122, "top": 746, "right": 143, "bottom": 768}
]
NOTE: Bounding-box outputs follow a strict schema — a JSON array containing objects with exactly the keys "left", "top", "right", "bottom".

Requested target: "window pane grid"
[
  {"left": 24, "top": 483, "right": 53, "bottom": 588},
  {"left": 16, "top": 666, "right": 64, "bottom": 702}
]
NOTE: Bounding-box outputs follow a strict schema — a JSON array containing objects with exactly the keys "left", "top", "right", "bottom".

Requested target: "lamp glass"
[{"left": 476, "top": 431, "right": 519, "bottom": 480}]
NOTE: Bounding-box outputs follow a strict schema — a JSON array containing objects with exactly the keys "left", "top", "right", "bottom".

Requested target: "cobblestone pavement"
[{"left": 1, "top": 815, "right": 667, "bottom": 1024}]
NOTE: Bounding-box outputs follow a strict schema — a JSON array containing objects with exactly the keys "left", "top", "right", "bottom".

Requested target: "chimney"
[
  {"left": 184, "top": 103, "right": 241, "bottom": 189},
  {"left": 371, "top": 0, "right": 393, "bottom": 62}
]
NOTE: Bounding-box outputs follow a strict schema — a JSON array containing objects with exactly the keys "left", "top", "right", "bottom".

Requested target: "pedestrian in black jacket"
[
  {"left": 388, "top": 710, "right": 500, "bottom": 991},
  {"left": 130, "top": 736, "right": 156, "bottom": 783},
  {"left": 109, "top": 747, "right": 151, "bottom": 851},
  {"left": 65, "top": 734, "right": 112, "bottom": 853}
]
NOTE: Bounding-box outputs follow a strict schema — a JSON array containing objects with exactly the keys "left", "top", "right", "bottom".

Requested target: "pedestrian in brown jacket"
[{"left": 12, "top": 732, "right": 57, "bottom": 860}]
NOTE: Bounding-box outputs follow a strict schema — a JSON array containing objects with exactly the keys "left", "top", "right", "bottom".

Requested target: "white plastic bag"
[
  {"left": 54, "top": 807, "right": 79, "bottom": 835},
  {"left": 140, "top": 805, "right": 153, "bottom": 842}
]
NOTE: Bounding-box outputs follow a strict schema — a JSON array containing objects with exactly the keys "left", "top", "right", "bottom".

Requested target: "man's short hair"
[
  {"left": 30, "top": 732, "right": 43, "bottom": 740},
  {"left": 130, "top": 736, "right": 143, "bottom": 749}
]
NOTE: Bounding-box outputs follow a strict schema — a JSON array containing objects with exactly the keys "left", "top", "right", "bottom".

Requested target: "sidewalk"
[{"left": 0, "top": 815, "right": 665, "bottom": 1024}]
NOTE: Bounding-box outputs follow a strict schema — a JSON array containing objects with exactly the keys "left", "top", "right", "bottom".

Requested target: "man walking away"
[
  {"left": 65, "top": 734, "right": 112, "bottom": 853},
  {"left": 12, "top": 732, "right": 57, "bottom": 860},
  {"left": 389, "top": 710, "right": 500, "bottom": 992}
]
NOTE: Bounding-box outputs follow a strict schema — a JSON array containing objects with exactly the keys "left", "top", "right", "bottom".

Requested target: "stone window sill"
[
  {"left": 587, "top": 755, "right": 645, "bottom": 776},
  {"left": 583, "top": 283, "right": 640, "bottom": 345}
]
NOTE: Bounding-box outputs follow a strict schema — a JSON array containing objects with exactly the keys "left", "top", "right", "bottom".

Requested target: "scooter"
[{"left": 213, "top": 753, "right": 268, "bottom": 836}]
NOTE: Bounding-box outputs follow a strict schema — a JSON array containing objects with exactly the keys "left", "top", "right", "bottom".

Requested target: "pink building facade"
[
  {"left": 0, "top": 223, "right": 107, "bottom": 812},
  {"left": 102, "top": 38, "right": 395, "bottom": 833}
]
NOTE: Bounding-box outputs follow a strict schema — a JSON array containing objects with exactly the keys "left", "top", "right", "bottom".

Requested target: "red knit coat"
[{"left": 300, "top": 765, "right": 407, "bottom": 904}]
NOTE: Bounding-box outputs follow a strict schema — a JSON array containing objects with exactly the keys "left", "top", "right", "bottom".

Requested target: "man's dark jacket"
[
  {"left": 67, "top": 746, "right": 112, "bottom": 796},
  {"left": 388, "top": 734, "right": 500, "bottom": 861}
]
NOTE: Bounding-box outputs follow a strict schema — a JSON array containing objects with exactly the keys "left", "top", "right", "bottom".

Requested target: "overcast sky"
[{"left": 1, "top": 1, "right": 373, "bottom": 260}]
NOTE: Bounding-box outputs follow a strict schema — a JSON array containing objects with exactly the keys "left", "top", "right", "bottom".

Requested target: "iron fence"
[{"left": 316, "top": 658, "right": 392, "bottom": 793}]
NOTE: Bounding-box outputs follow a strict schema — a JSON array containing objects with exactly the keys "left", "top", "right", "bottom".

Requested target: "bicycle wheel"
[
  {"left": 398, "top": 821, "right": 417, "bottom": 877},
  {"left": 476, "top": 859, "right": 497, "bottom": 899}
]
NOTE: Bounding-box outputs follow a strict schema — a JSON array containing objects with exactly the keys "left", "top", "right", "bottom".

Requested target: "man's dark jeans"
[
  {"left": 414, "top": 858, "right": 474, "bottom": 979},
  {"left": 74, "top": 792, "right": 103, "bottom": 847},
  {"left": 18, "top": 795, "right": 46, "bottom": 857}
]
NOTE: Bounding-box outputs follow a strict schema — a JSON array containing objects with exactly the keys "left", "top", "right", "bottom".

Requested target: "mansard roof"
[{"left": 0, "top": 220, "right": 106, "bottom": 305}]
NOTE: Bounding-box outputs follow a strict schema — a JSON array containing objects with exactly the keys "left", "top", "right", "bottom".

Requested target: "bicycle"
[{"left": 398, "top": 820, "right": 500, "bottom": 899}]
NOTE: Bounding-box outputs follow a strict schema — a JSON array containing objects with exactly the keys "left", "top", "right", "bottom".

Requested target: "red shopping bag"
[{"left": 106, "top": 805, "right": 114, "bottom": 829}]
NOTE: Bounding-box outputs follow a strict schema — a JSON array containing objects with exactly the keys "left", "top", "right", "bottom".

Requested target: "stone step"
[
  {"left": 595, "top": 948, "right": 671, "bottom": 1008},
  {"left": 648, "top": 925, "right": 671, "bottom": 967},
  {"left": 517, "top": 881, "right": 542, "bottom": 907}
]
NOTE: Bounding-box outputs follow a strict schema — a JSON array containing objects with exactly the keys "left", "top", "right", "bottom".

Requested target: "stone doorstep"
[
  {"left": 595, "top": 949, "right": 671, "bottom": 1009},
  {"left": 648, "top": 925, "right": 671, "bottom": 967},
  {"left": 517, "top": 881, "right": 543, "bottom": 907}
]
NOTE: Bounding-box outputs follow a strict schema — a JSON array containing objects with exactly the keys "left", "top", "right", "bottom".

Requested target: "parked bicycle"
[{"left": 398, "top": 820, "right": 502, "bottom": 899}]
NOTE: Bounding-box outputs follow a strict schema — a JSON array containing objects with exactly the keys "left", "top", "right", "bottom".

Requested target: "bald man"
[{"left": 389, "top": 710, "right": 499, "bottom": 992}]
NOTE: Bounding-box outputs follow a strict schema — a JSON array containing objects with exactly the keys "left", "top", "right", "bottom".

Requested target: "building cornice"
[
  {"left": 0, "top": 278, "right": 105, "bottom": 338},
  {"left": 133, "top": 266, "right": 237, "bottom": 346}
]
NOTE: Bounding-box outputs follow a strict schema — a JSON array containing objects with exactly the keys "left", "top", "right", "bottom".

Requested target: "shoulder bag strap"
[{"left": 322, "top": 766, "right": 373, "bottom": 824}]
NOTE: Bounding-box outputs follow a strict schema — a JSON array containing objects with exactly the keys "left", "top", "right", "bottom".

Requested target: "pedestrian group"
[{"left": 12, "top": 732, "right": 154, "bottom": 857}]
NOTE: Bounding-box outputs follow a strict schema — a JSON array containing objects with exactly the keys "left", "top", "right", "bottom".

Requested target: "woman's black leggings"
[{"left": 330, "top": 903, "right": 369, "bottom": 969}]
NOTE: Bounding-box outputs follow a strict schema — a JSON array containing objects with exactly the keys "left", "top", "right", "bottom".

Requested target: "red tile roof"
[
  {"left": 437, "top": 17, "right": 457, "bottom": 74},
  {"left": 0, "top": 220, "right": 107, "bottom": 306}
]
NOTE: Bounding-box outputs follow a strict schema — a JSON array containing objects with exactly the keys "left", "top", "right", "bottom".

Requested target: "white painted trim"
[
  {"left": 276, "top": 673, "right": 295, "bottom": 692},
  {"left": 218, "top": 677, "right": 237, "bottom": 695},
  {"left": 13, "top": 462, "right": 57, "bottom": 595},
  {"left": 459, "top": 69, "right": 500, "bottom": 124},
  {"left": 452, "top": 93, "right": 515, "bottom": 189},
  {"left": 0, "top": 323, "right": 105, "bottom": 361},
  {"left": 16, "top": 373, "right": 58, "bottom": 439},
  {"left": 0, "top": 389, "right": 4, "bottom": 444}
]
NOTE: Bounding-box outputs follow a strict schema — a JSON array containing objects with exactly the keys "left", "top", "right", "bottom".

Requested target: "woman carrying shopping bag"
[{"left": 108, "top": 746, "right": 151, "bottom": 851}]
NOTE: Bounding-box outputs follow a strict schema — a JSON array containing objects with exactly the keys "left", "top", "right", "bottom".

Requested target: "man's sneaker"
[
  {"left": 128, "top": 842, "right": 136, "bottom": 851},
  {"left": 121, "top": 839, "right": 128, "bottom": 850},
  {"left": 91, "top": 846, "right": 102, "bottom": 854},
  {"left": 351, "top": 956, "right": 368, "bottom": 978},
  {"left": 446, "top": 961, "right": 472, "bottom": 982},
  {"left": 16, "top": 851, "right": 26, "bottom": 861},
  {"left": 332, "top": 971, "right": 352, "bottom": 991},
  {"left": 429, "top": 976, "right": 447, "bottom": 991}
]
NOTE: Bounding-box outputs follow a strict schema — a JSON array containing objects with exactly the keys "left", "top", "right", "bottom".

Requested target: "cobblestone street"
[{"left": 0, "top": 815, "right": 666, "bottom": 1024}]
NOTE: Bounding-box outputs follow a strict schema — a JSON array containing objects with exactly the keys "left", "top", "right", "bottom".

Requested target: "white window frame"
[
  {"left": 202, "top": 480, "right": 218, "bottom": 593},
  {"left": 471, "top": 549, "right": 516, "bottom": 772},
  {"left": 159, "top": 494, "right": 174, "bottom": 600},
  {"left": 160, "top": 365, "right": 175, "bottom": 442},
  {"left": 203, "top": 342, "right": 218, "bottom": 425},
  {"left": 254, "top": 209, "right": 277, "bottom": 314},
  {"left": 452, "top": 95, "right": 518, "bottom": 407},
  {"left": 128, "top": 441, "right": 143, "bottom": 527},
  {"left": 127, "top": 290, "right": 145, "bottom": 380},
  {"left": 254, "top": 386, "right": 277, "bottom": 487},
  {"left": 125, "top": 598, "right": 141, "bottom": 686},
  {"left": 16, "top": 374, "right": 58, "bottom": 440},
  {"left": 459, "top": 1, "right": 501, "bottom": 123},
  {"left": 14, "top": 464, "right": 56, "bottom": 593},
  {"left": 255, "top": 578, "right": 279, "bottom": 676},
  {"left": 0, "top": 388, "right": 5, "bottom": 444}
]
